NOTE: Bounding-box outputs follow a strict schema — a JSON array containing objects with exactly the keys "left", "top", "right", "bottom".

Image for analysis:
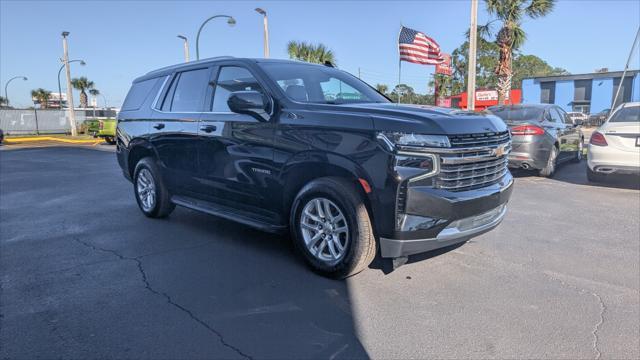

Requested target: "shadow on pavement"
[{"left": 0, "top": 147, "right": 369, "bottom": 359}]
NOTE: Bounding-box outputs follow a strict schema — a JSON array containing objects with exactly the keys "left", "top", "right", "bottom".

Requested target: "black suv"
[{"left": 117, "top": 57, "right": 513, "bottom": 278}]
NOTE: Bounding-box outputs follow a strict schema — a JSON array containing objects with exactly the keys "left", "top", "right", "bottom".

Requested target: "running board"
[{"left": 171, "top": 195, "right": 287, "bottom": 234}]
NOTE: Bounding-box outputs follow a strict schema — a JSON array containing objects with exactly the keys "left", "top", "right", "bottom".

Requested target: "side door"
[
  {"left": 196, "top": 64, "right": 278, "bottom": 220},
  {"left": 150, "top": 66, "right": 212, "bottom": 195}
]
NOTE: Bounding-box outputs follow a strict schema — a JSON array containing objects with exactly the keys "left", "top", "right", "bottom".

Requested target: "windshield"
[
  {"left": 259, "top": 63, "right": 389, "bottom": 105},
  {"left": 609, "top": 106, "right": 640, "bottom": 123},
  {"left": 488, "top": 106, "right": 545, "bottom": 122}
]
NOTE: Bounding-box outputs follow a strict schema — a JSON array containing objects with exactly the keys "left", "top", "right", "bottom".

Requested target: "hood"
[{"left": 307, "top": 103, "right": 508, "bottom": 135}]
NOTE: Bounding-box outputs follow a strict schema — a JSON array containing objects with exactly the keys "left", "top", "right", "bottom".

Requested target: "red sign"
[{"left": 435, "top": 53, "right": 452, "bottom": 75}]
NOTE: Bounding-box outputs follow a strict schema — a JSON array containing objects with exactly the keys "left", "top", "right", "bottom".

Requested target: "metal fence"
[{"left": 0, "top": 109, "right": 88, "bottom": 135}]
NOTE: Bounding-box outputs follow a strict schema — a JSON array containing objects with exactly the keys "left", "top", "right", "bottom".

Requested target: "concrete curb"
[{"left": 4, "top": 136, "right": 101, "bottom": 144}]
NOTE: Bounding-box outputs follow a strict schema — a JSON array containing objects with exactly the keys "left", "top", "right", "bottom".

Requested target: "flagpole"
[
  {"left": 397, "top": 24, "right": 403, "bottom": 105},
  {"left": 398, "top": 59, "right": 402, "bottom": 105},
  {"left": 611, "top": 26, "right": 640, "bottom": 112}
]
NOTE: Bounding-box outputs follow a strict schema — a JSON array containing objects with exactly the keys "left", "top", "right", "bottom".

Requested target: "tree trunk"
[
  {"left": 495, "top": 28, "right": 513, "bottom": 105},
  {"left": 80, "top": 90, "right": 88, "bottom": 109}
]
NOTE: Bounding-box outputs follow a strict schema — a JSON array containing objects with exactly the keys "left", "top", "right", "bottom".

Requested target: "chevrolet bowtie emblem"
[{"left": 493, "top": 144, "right": 506, "bottom": 157}]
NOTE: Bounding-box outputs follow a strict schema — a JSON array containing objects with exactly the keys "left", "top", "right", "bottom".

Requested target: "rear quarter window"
[{"left": 121, "top": 77, "right": 160, "bottom": 111}]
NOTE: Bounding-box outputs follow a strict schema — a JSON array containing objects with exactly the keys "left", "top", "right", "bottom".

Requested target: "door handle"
[
  {"left": 200, "top": 125, "right": 217, "bottom": 133},
  {"left": 153, "top": 123, "right": 165, "bottom": 130}
]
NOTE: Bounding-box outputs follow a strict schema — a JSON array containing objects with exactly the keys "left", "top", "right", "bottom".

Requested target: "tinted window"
[
  {"left": 211, "top": 66, "right": 264, "bottom": 112},
  {"left": 610, "top": 106, "right": 640, "bottom": 123},
  {"left": 166, "top": 68, "right": 210, "bottom": 112},
  {"left": 160, "top": 76, "right": 178, "bottom": 111},
  {"left": 260, "top": 63, "right": 388, "bottom": 104},
  {"left": 122, "top": 77, "right": 159, "bottom": 111},
  {"left": 488, "top": 106, "right": 544, "bottom": 122},
  {"left": 549, "top": 108, "right": 564, "bottom": 123}
]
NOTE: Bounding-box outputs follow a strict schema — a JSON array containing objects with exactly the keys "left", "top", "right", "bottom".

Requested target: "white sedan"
[{"left": 587, "top": 102, "right": 640, "bottom": 182}]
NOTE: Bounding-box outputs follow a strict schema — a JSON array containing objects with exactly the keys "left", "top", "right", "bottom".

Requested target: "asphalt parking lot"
[{"left": 1, "top": 146, "right": 638, "bottom": 359}]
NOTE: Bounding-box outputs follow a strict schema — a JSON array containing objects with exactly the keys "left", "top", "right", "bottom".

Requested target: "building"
[
  {"left": 449, "top": 89, "right": 522, "bottom": 111},
  {"left": 522, "top": 70, "right": 640, "bottom": 114}
]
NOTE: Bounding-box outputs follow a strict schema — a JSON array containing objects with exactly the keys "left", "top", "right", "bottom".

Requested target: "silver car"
[{"left": 489, "top": 104, "right": 584, "bottom": 177}]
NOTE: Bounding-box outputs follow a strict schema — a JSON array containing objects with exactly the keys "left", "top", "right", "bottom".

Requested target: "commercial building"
[{"left": 522, "top": 70, "right": 640, "bottom": 114}]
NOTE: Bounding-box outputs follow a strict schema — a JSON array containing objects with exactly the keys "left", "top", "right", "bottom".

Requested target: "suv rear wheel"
[
  {"left": 290, "top": 177, "right": 376, "bottom": 278},
  {"left": 133, "top": 157, "right": 175, "bottom": 218}
]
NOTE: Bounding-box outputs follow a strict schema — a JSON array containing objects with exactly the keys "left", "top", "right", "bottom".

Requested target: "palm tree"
[
  {"left": 0, "top": 96, "right": 7, "bottom": 108},
  {"left": 375, "top": 84, "right": 389, "bottom": 95},
  {"left": 485, "top": 0, "right": 555, "bottom": 104},
  {"left": 287, "top": 41, "right": 335, "bottom": 64},
  {"left": 31, "top": 88, "right": 52, "bottom": 109},
  {"left": 71, "top": 76, "right": 95, "bottom": 108}
]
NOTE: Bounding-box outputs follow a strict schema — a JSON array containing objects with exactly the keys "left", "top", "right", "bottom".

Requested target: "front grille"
[{"left": 434, "top": 131, "right": 511, "bottom": 192}]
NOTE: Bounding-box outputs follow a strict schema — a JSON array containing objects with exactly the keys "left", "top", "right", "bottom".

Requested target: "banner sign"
[
  {"left": 435, "top": 53, "right": 452, "bottom": 75},
  {"left": 476, "top": 90, "right": 509, "bottom": 101}
]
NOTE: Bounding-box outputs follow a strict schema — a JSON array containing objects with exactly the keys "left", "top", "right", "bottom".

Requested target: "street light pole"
[
  {"left": 255, "top": 8, "right": 270, "bottom": 58},
  {"left": 58, "top": 59, "right": 85, "bottom": 110},
  {"left": 62, "top": 31, "right": 78, "bottom": 136},
  {"left": 195, "top": 15, "right": 236, "bottom": 60},
  {"left": 4, "top": 76, "right": 27, "bottom": 108},
  {"left": 611, "top": 26, "right": 640, "bottom": 112},
  {"left": 177, "top": 35, "right": 190, "bottom": 62},
  {"left": 466, "top": 0, "right": 478, "bottom": 111}
]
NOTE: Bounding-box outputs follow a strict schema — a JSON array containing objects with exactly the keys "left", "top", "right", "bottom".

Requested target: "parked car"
[
  {"left": 587, "top": 102, "right": 640, "bottom": 182},
  {"left": 86, "top": 118, "right": 116, "bottom": 144},
  {"left": 566, "top": 111, "right": 588, "bottom": 126},
  {"left": 117, "top": 57, "right": 514, "bottom": 278},
  {"left": 488, "top": 104, "right": 583, "bottom": 177},
  {"left": 588, "top": 108, "right": 610, "bottom": 127}
]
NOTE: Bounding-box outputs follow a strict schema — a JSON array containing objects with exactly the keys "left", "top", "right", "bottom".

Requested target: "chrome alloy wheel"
[
  {"left": 300, "top": 198, "right": 349, "bottom": 264},
  {"left": 136, "top": 168, "right": 156, "bottom": 212}
]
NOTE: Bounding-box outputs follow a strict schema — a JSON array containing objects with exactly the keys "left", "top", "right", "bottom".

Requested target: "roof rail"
[{"left": 145, "top": 56, "right": 235, "bottom": 75}]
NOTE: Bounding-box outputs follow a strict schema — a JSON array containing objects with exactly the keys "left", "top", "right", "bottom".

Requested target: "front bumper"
[
  {"left": 380, "top": 204, "right": 508, "bottom": 258},
  {"left": 379, "top": 172, "right": 513, "bottom": 258}
]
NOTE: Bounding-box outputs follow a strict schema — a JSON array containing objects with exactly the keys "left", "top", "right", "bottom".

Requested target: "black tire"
[
  {"left": 133, "top": 157, "right": 175, "bottom": 218},
  {"left": 290, "top": 177, "right": 376, "bottom": 279},
  {"left": 104, "top": 137, "right": 116, "bottom": 145},
  {"left": 539, "top": 146, "right": 558, "bottom": 177},
  {"left": 587, "top": 167, "right": 605, "bottom": 183},
  {"left": 573, "top": 139, "right": 584, "bottom": 163}
]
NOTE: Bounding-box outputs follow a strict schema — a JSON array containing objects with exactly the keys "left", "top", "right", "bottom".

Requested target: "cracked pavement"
[{"left": 1, "top": 147, "right": 638, "bottom": 359}]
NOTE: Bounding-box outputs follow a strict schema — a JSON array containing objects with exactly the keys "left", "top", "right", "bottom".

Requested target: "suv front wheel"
[
  {"left": 290, "top": 177, "right": 376, "bottom": 278},
  {"left": 133, "top": 157, "right": 175, "bottom": 218}
]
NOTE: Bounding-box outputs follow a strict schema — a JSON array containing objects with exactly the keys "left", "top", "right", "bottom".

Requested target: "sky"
[{"left": 1, "top": 0, "right": 639, "bottom": 108}]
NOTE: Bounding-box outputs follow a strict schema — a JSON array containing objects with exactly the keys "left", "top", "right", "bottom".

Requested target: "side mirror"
[{"left": 227, "top": 91, "right": 272, "bottom": 122}]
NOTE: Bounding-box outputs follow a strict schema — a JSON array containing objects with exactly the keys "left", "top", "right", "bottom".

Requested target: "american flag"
[{"left": 398, "top": 26, "right": 444, "bottom": 65}]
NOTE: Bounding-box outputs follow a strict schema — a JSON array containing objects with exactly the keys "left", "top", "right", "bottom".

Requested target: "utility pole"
[
  {"left": 255, "top": 8, "right": 269, "bottom": 58},
  {"left": 611, "top": 26, "right": 640, "bottom": 112},
  {"left": 358, "top": 67, "right": 361, "bottom": 79},
  {"left": 62, "top": 31, "right": 77, "bottom": 136},
  {"left": 466, "top": 0, "right": 478, "bottom": 111},
  {"left": 177, "top": 35, "right": 190, "bottom": 62}
]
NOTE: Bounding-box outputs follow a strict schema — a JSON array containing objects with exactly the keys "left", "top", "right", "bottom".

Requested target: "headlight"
[{"left": 379, "top": 132, "right": 450, "bottom": 149}]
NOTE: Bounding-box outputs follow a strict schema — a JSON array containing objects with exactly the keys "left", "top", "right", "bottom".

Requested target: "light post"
[
  {"left": 57, "top": 59, "right": 85, "bottom": 110},
  {"left": 177, "top": 35, "right": 190, "bottom": 62},
  {"left": 61, "top": 31, "right": 78, "bottom": 136},
  {"left": 255, "top": 8, "right": 270, "bottom": 58},
  {"left": 4, "top": 76, "right": 27, "bottom": 108},
  {"left": 195, "top": 15, "right": 236, "bottom": 60}
]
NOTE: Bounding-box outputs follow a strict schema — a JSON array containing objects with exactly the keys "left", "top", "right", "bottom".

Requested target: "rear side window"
[
  {"left": 610, "top": 106, "right": 640, "bottom": 122},
  {"left": 165, "top": 68, "right": 210, "bottom": 112},
  {"left": 121, "top": 78, "right": 159, "bottom": 111}
]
